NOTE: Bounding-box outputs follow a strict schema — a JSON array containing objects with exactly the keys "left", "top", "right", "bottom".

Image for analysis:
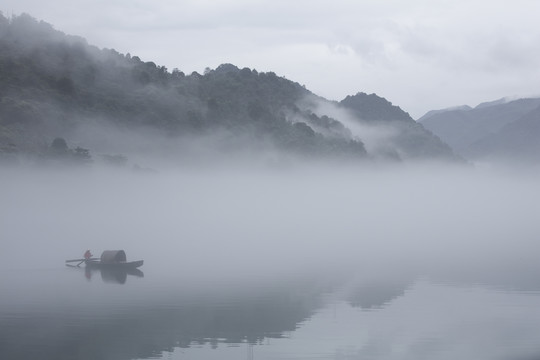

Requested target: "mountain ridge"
[
  {"left": 419, "top": 97, "right": 540, "bottom": 162},
  {"left": 466, "top": 105, "right": 540, "bottom": 162},
  {"left": 0, "top": 12, "right": 459, "bottom": 167}
]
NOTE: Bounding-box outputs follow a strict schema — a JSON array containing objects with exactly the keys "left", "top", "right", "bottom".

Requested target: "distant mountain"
[
  {"left": 466, "top": 105, "right": 540, "bottom": 163},
  {"left": 474, "top": 96, "right": 520, "bottom": 110},
  {"left": 419, "top": 98, "right": 540, "bottom": 161},
  {"left": 0, "top": 13, "right": 458, "bottom": 166},
  {"left": 418, "top": 105, "right": 472, "bottom": 122}
]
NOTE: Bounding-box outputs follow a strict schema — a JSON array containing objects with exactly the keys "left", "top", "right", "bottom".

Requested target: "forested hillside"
[{"left": 0, "top": 13, "right": 458, "bottom": 167}]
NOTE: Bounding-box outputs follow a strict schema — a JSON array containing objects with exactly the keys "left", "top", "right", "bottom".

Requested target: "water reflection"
[
  {"left": 346, "top": 279, "right": 412, "bottom": 310},
  {"left": 91, "top": 267, "right": 144, "bottom": 284},
  {"left": 0, "top": 271, "right": 326, "bottom": 360},
  {"left": 3, "top": 265, "right": 540, "bottom": 360},
  {"left": 4, "top": 258, "right": 540, "bottom": 360},
  {"left": 66, "top": 264, "right": 144, "bottom": 284},
  {"left": 171, "top": 277, "right": 540, "bottom": 360}
]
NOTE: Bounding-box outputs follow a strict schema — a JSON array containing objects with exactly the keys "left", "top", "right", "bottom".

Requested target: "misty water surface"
[{"left": 1, "top": 164, "right": 540, "bottom": 360}]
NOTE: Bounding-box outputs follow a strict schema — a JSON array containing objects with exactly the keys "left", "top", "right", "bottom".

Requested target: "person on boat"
[{"left": 84, "top": 250, "right": 93, "bottom": 259}]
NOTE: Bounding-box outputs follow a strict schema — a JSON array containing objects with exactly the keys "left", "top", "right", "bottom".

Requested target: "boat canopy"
[{"left": 100, "top": 250, "right": 127, "bottom": 263}]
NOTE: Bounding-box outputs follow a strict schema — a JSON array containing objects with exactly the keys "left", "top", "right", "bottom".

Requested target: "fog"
[
  {"left": 2, "top": 163, "right": 539, "bottom": 286},
  {"left": 300, "top": 95, "right": 401, "bottom": 157},
  {"left": 67, "top": 120, "right": 293, "bottom": 170},
  {"left": 2, "top": 163, "right": 540, "bottom": 359}
]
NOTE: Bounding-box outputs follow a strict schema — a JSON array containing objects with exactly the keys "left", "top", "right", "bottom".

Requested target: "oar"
[
  {"left": 66, "top": 258, "right": 98, "bottom": 266},
  {"left": 66, "top": 258, "right": 99, "bottom": 262}
]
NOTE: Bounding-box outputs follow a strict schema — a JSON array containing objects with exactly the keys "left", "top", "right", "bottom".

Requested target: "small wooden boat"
[
  {"left": 66, "top": 250, "right": 144, "bottom": 269},
  {"left": 85, "top": 258, "right": 144, "bottom": 269}
]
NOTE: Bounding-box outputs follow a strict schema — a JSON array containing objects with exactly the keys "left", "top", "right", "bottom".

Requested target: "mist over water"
[
  {"left": 2, "top": 163, "right": 540, "bottom": 359},
  {"left": 2, "top": 163, "right": 540, "bottom": 286}
]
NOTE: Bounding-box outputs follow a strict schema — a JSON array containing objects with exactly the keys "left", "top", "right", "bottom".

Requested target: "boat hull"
[{"left": 85, "top": 260, "right": 144, "bottom": 269}]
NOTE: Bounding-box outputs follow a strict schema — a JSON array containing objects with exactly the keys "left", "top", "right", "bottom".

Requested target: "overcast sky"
[{"left": 3, "top": 0, "right": 540, "bottom": 118}]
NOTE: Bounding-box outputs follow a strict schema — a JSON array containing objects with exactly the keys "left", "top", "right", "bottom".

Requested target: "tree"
[
  {"left": 73, "top": 147, "right": 92, "bottom": 163},
  {"left": 50, "top": 137, "right": 68, "bottom": 155},
  {"left": 56, "top": 76, "right": 75, "bottom": 95}
]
